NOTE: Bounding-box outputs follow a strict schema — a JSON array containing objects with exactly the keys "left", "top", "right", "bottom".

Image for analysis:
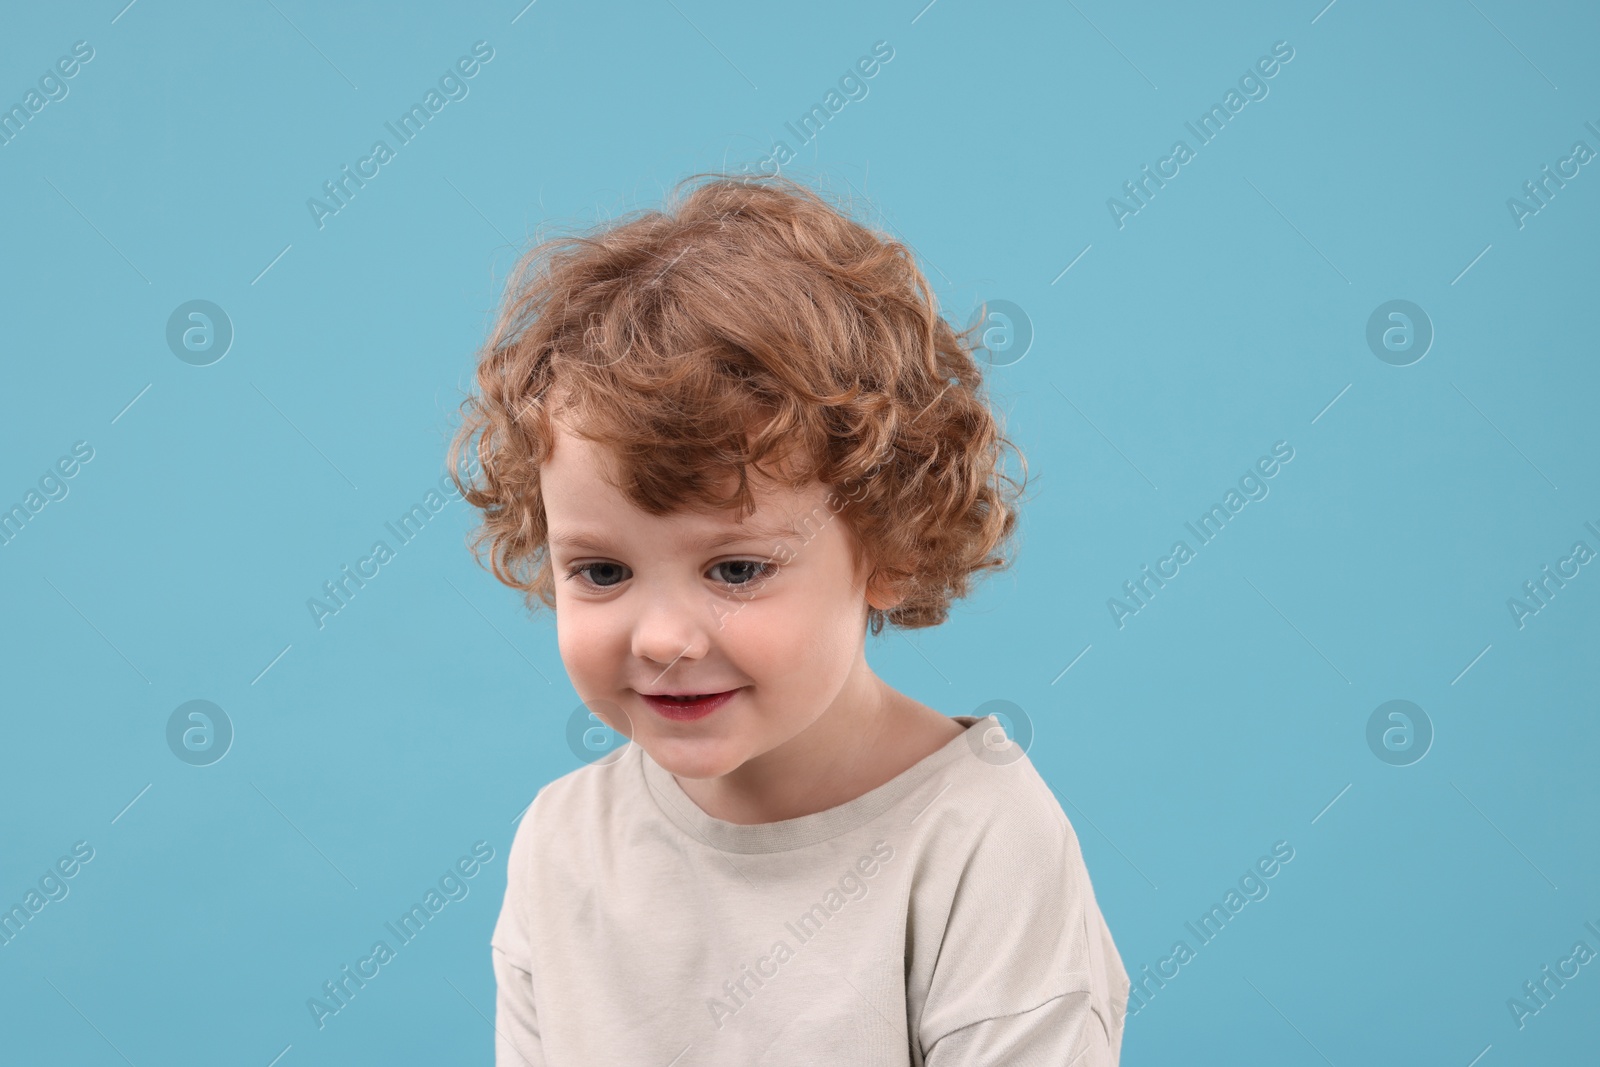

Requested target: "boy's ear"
[{"left": 864, "top": 568, "right": 908, "bottom": 612}]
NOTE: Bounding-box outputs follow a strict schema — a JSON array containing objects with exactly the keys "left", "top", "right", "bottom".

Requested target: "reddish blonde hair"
[{"left": 446, "top": 172, "right": 1027, "bottom": 634}]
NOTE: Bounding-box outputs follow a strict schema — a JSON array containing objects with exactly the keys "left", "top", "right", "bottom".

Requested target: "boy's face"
[{"left": 541, "top": 418, "right": 888, "bottom": 784}]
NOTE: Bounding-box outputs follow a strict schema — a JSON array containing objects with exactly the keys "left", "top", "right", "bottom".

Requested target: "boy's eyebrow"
[{"left": 549, "top": 518, "right": 808, "bottom": 553}]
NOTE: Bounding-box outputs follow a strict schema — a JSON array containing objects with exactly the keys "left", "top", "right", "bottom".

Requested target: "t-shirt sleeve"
[
  {"left": 923, "top": 991, "right": 1112, "bottom": 1067},
  {"left": 917, "top": 781, "right": 1128, "bottom": 1066},
  {"left": 492, "top": 950, "right": 544, "bottom": 1067},
  {"left": 491, "top": 796, "right": 546, "bottom": 1067}
]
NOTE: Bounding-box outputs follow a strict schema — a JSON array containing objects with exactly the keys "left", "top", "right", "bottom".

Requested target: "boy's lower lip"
[{"left": 641, "top": 689, "right": 740, "bottom": 721}]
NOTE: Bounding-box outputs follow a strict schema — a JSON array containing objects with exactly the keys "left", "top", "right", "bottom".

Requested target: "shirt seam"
[{"left": 925, "top": 988, "right": 1109, "bottom": 1051}]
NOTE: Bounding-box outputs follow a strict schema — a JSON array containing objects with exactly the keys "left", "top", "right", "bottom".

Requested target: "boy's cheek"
[
  {"left": 555, "top": 621, "right": 594, "bottom": 669},
  {"left": 556, "top": 613, "right": 624, "bottom": 680}
]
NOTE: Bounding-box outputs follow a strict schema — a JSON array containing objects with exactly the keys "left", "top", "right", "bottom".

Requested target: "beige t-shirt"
[{"left": 491, "top": 714, "right": 1130, "bottom": 1065}]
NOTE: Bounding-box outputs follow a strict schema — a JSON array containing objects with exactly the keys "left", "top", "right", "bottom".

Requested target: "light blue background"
[{"left": 2, "top": 1, "right": 1597, "bottom": 1064}]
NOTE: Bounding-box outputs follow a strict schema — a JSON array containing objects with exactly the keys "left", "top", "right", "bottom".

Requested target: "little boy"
[{"left": 448, "top": 173, "right": 1129, "bottom": 1065}]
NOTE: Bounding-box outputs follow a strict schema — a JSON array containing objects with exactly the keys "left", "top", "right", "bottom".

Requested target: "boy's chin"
[{"left": 639, "top": 735, "right": 746, "bottom": 782}]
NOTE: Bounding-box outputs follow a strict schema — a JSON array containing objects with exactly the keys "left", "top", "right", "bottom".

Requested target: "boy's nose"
[{"left": 629, "top": 589, "right": 712, "bottom": 668}]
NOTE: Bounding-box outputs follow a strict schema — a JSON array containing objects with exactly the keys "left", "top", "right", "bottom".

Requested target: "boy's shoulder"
[
  {"left": 911, "top": 716, "right": 1090, "bottom": 855},
  {"left": 513, "top": 743, "right": 639, "bottom": 835}
]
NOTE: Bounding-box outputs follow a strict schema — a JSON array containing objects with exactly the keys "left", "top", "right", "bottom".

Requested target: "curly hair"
[{"left": 445, "top": 171, "right": 1028, "bottom": 635}]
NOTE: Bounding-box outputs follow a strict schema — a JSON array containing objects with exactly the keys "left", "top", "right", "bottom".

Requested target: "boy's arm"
[
  {"left": 492, "top": 793, "right": 547, "bottom": 1067},
  {"left": 922, "top": 991, "right": 1115, "bottom": 1066},
  {"left": 492, "top": 947, "right": 545, "bottom": 1067},
  {"left": 914, "top": 778, "right": 1129, "bottom": 1066}
]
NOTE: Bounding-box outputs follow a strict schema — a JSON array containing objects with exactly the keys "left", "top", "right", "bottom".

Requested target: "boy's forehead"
[
  {"left": 544, "top": 416, "right": 823, "bottom": 505},
  {"left": 546, "top": 511, "right": 812, "bottom": 555},
  {"left": 542, "top": 424, "right": 830, "bottom": 543}
]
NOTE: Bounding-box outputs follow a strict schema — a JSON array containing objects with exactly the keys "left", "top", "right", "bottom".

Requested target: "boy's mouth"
[{"left": 640, "top": 689, "right": 740, "bottom": 722}]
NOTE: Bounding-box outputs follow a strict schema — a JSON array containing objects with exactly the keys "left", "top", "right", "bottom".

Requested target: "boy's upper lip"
[{"left": 637, "top": 687, "right": 741, "bottom": 697}]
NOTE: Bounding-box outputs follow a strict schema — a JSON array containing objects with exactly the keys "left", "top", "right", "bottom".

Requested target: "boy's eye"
[
  {"left": 567, "top": 562, "right": 629, "bottom": 588},
  {"left": 709, "top": 560, "right": 778, "bottom": 586},
  {"left": 562, "top": 559, "right": 778, "bottom": 590}
]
